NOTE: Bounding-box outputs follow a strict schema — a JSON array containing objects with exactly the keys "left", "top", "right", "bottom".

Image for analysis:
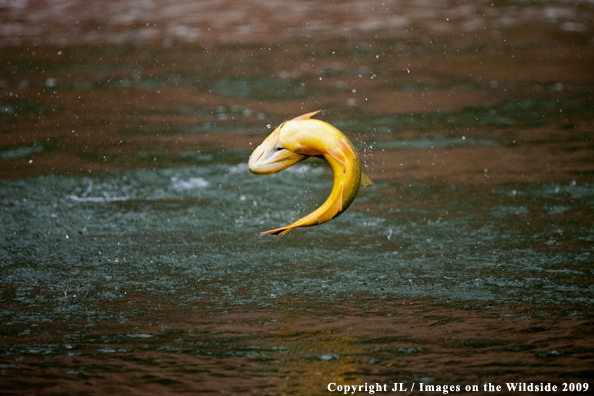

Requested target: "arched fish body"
[{"left": 248, "top": 111, "right": 373, "bottom": 236}]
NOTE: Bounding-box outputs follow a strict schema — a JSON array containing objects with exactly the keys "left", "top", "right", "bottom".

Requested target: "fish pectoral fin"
[
  {"left": 337, "top": 136, "right": 356, "bottom": 157},
  {"left": 289, "top": 110, "right": 321, "bottom": 122},
  {"left": 326, "top": 137, "right": 356, "bottom": 168},
  {"left": 360, "top": 172, "right": 373, "bottom": 188},
  {"left": 326, "top": 146, "right": 348, "bottom": 168}
]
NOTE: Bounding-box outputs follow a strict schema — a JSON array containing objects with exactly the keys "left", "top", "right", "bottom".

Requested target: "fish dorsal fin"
[
  {"left": 289, "top": 110, "right": 321, "bottom": 122},
  {"left": 360, "top": 172, "right": 373, "bottom": 188}
]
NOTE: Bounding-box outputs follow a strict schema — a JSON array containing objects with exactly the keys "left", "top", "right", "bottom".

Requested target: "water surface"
[{"left": 1, "top": 0, "right": 594, "bottom": 394}]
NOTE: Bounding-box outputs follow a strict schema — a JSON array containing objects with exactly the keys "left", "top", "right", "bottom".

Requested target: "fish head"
[{"left": 248, "top": 124, "right": 307, "bottom": 175}]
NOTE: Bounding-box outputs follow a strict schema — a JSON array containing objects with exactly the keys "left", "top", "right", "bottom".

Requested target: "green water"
[
  {"left": 2, "top": 149, "right": 593, "bottom": 392},
  {"left": 1, "top": 5, "right": 594, "bottom": 391},
  {"left": 2, "top": 157, "right": 593, "bottom": 326}
]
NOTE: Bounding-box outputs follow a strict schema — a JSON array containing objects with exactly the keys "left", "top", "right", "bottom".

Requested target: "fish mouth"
[
  {"left": 248, "top": 126, "right": 307, "bottom": 175},
  {"left": 248, "top": 144, "right": 307, "bottom": 175}
]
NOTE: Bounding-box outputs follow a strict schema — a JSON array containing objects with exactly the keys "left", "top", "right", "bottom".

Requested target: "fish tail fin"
[
  {"left": 360, "top": 172, "right": 373, "bottom": 188},
  {"left": 260, "top": 184, "right": 344, "bottom": 236},
  {"left": 260, "top": 227, "right": 293, "bottom": 236}
]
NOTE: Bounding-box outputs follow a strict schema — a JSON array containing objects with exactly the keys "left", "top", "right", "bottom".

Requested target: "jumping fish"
[{"left": 248, "top": 111, "right": 373, "bottom": 235}]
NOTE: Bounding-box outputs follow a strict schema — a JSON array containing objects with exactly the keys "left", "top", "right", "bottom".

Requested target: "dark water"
[{"left": 1, "top": 1, "right": 594, "bottom": 394}]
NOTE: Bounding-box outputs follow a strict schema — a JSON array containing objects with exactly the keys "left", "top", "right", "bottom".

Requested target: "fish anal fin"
[
  {"left": 360, "top": 172, "right": 373, "bottom": 188},
  {"left": 336, "top": 181, "right": 344, "bottom": 213},
  {"left": 289, "top": 110, "right": 321, "bottom": 122},
  {"left": 319, "top": 179, "right": 344, "bottom": 221},
  {"left": 330, "top": 190, "right": 344, "bottom": 218}
]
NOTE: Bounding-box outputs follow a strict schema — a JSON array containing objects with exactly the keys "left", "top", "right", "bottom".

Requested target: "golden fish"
[{"left": 248, "top": 111, "right": 373, "bottom": 235}]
